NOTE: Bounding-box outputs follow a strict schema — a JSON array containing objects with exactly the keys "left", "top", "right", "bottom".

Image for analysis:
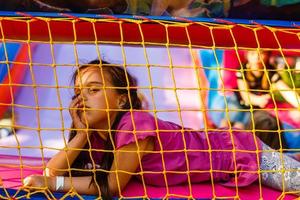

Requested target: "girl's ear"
[{"left": 117, "top": 94, "right": 128, "bottom": 109}]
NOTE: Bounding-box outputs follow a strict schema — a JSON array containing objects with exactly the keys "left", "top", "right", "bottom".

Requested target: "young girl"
[
  {"left": 236, "top": 50, "right": 300, "bottom": 109},
  {"left": 224, "top": 50, "right": 300, "bottom": 126},
  {"left": 23, "top": 59, "right": 300, "bottom": 199}
]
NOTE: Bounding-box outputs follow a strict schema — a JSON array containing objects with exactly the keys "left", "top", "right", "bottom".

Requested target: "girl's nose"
[
  {"left": 75, "top": 94, "right": 87, "bottom": 104},
  {"left": 82, "top": 95, "right": 88, "bottom": 104},
  {"left": 79, "top": 90, "right": 88, "bottom": 100}
]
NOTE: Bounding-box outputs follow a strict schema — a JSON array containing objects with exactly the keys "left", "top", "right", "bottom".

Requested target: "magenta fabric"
[
  {"left": 90, "top": 111, "right": 262, "bottom": 188},
  {"left": 122, "top": 180, "right": 296, "bottom": 199},
  {"left": 0, "top": 163, "right": 296, "bottom": 199}
]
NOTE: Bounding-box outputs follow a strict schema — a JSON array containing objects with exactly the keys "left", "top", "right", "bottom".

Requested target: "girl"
[
  {"left": 224, "top": 50, "right": 300, "bottom": 126},
  {"left": 236, "top": 50, "right": 300, "bottom": 109},
  {"left": 23, "top": 60, "right": 300, "bottom": 199}
]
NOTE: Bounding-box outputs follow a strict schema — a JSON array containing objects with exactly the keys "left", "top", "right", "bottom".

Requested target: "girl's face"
[
  {"left": 74, "top": 66, "right": 120, "bottom": 129},
  {"left": 246, "top": 51, "right": 269, "bottom": 70}
]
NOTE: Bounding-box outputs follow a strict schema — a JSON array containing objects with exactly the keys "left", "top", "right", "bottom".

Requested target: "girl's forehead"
[{"left": 75, "top": 66, "right": 106, "bottom": 84}]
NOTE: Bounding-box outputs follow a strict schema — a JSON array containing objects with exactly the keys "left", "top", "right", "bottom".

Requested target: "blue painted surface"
[
  {"left": 199, "top": 49, "right": 250, "bottom": 125},
  {"left": 0, "top": 188, "right": 96, "bottom": 200},
  {"left": 0, "top": 43, "right": 21, "bottom": 82},
  {"left": 0, "top": 11, "right": 299, "bottom": 27},
  {"left": 0, "top": 188, "right": 211, "bottom": 200}
]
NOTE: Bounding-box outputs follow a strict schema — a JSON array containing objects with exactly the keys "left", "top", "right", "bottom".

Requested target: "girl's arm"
[
  {"left": 237, "top": 79, "right": 270, "bottom": 108},
  {"left": 45, "top": 131, "right": 89, "bottom": 176},
  {"left": 108, "top": 137, "right": 154, "bottom": 195},
  {"left": 23, "top": 175, "right": 98, "bottom": 195},
  {"left": 45, "top": 95, "right": 90, "bottom": 176},
  {"left": 24, "top": 137, "right": 154, "bottom": 196},
  {"left": 274, "top": 80, "right": 300, "bottom": 108}
]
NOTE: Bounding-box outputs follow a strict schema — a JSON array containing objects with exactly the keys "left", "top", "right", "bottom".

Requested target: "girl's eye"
[{"left": 88, "top": 87, "right": 100, "bottom": 94}]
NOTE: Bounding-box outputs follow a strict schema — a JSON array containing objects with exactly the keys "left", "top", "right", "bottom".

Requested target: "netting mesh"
[{"left": 0, "top": 14, "right": 300, "bottom": 199}]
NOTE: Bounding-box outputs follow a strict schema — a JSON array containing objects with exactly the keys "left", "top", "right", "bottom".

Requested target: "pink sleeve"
[{"left": 114, "top": 112, "right": 157, "bottom": 149}]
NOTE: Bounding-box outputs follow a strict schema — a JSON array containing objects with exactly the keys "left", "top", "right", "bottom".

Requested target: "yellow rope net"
[{"left": 0, "top": 14, "right": 299, "bottom": 199}]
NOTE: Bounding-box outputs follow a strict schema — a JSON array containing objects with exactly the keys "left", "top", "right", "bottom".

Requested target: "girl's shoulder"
[
  {"left": 114, "top": 111, "right": 157, "bottom": 149},
  {"left": 116, "top": 111, "right": 157, "bottom": 131},
  {"left": 117, "top": 111, "right": 183, "bottom": 131}
]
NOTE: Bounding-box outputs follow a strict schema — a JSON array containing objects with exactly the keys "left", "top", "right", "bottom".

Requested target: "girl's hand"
[
  {"left": 69, "top": 95, "right": 87, "bottom": 130},
  {"left": 23, "top": 175, "right": 55, "bottom": 191}
]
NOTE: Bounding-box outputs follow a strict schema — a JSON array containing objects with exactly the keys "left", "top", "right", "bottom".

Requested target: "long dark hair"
[
  {"left": 245, "top": 51, "right": 274, "bottom": 90},
  {"left": 69, "top": 60, "right": 142, "bottom": 199},
  {"left": 246, "top": 110, "right": 287, "bottom": 150}
]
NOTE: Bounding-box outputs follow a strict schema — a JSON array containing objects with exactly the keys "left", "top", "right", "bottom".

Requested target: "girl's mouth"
[{"left": 77, "top": 106, "right": 91, "bottom": 116}]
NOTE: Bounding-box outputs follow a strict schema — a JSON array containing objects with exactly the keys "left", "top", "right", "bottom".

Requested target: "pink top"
[{"left": 89, "top": 111, "right": 262, "bottom": 187}]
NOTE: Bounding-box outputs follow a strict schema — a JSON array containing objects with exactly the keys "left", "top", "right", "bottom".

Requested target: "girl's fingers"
[
  {"left": 69, "top": 97, "right": 87, "bottom": 129},
  {"left": 69, "top": 95, "right": 89, "bottom": 129},
  {"left": 23, "top": 177, "right": 32, "bottom": 187},
  {"left": 70, "top": 94, "right": 84, "bottom": 106},
  {"left": 71, "top": 106, "right": 81, "bottom": 122},
  {"left": 69, "top": 95, "right": 81, "bottom": 109},
  {"left": 69, "top": 96, "right": 83, "bottom": 116}
]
